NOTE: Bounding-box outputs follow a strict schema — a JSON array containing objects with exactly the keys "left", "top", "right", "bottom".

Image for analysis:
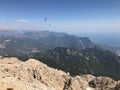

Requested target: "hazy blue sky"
[{"left": 0, "top": 0, "right": 120, "bottom": 33}]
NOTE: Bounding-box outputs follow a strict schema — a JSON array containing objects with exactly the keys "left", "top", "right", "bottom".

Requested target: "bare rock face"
[
  {"left": 65, "top": 76, "right": 94, "bottom": 90},
  {"left": 115, "top": 80, "right": 120, "bottom": 90},
  {"left": 0, "top": 57, "right": 119, "bottom": 90},
  {"left": 89, "top": 77, "right": 117, "bottom": 90}
]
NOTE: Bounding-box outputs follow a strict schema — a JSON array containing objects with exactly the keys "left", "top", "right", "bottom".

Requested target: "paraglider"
[
  {"left": 44, "top": 17, "right": 52, "bottom": 26},
  {"left": 44, "top": 17, "right": 50, "bottom": 22}
]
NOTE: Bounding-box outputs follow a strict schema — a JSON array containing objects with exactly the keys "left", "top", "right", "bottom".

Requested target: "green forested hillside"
[{"left": 33, "top": 47, "right": 120, "bottom": 80}]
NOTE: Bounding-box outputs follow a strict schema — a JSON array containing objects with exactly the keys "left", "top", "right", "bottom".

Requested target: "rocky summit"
[{"left": 0, "top": 57, "right": 120, "bottom": 90}]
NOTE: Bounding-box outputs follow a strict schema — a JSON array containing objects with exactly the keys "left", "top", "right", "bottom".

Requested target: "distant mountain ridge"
[{"left": 0, "top": 30, "right": 95, "bottom": 56}]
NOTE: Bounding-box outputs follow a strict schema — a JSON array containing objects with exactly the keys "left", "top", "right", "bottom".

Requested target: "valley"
[{"left": 0, "top": 30, "right": 120, "bottom": 80}]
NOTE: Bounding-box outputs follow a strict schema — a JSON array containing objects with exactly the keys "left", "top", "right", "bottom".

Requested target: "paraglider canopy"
[{"left": 44, "top": 17, "right": 51, "bottom": 22}]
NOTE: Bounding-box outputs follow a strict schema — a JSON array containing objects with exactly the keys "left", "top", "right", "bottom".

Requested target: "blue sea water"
[{"left": 73, "top": 32, "right": 120, "bottom": 47}]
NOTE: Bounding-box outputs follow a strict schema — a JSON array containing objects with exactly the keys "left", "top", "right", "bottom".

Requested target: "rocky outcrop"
[
  {"left": 0, "top": 57, "right": 119, "bottom": 90},
  {"left": 89, "top": 77, "right": 117, "bottom": 90}
]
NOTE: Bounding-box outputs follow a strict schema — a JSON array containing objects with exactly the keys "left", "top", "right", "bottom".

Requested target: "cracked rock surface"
[{"left": 0, "top": 57, "right": 119, "bottom": 90}]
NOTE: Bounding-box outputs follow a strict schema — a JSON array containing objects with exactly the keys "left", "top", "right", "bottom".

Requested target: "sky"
[{"left": 0, "top": 0, "right": 120, "bottom": 33}]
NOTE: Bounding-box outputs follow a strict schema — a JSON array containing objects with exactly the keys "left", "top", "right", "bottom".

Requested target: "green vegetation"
[{"left": 32, "top": 47, "right": 120, "bottom": 80}]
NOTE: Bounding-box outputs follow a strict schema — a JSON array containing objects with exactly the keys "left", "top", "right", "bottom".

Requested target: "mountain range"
[
  {"left": 0, "top": 30, "right": 120, "bottom": 80},
  {"left": 0, "top": 30, "right": 95, "bottom": 56}
]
